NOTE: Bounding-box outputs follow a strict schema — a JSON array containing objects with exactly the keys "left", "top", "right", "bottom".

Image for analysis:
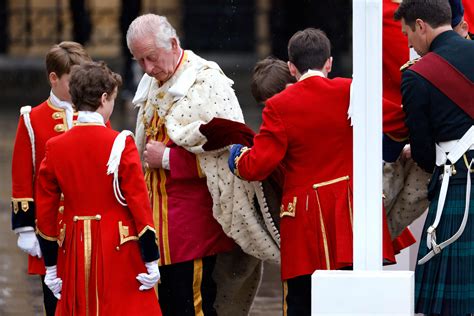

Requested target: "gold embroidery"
[
  {"left": 118, "top": 221, "right": 139, "bottom": 245},
  {"left": 193, "top": 259, "right": 204, "bottom": 316},
  {"left": 312, "top": 175, "right": 350, "bottom": 189},
  {"left": 54, "top": 124, "right": 66, "bottom": 133},
  {"left": 11, "top": 198, "right": 33, "bottom": 214},
  {"left": 138, "top": 225, "right": 156, "bottom": 238},
  {"left": 280, "top": 197, "right": 297, "bottom": 218},
  {"left": 37, "top": 228, "right": 57, "bottom": 241},
  {"left": 314, "top": 190, "right": 331, "bottom": 269},
  {"left": 234, "top": 146, "right": 251, "bottom": 178},
  {"left": 73, "top": 215, "right": 101, "bottom": 221},
  {"left": 157, "top": 92, "right": 165, "bottom": 99},
  {"left": 52, "top": 112, "right": 63, "bottom": 120},
  {"left": 58, "top": 224, "right": 66, "bottom": 247}
]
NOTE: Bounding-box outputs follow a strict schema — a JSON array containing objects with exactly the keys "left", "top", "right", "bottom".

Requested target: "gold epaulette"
[{"left": 400, "top": 57, "right": 421, "bottom": 72}]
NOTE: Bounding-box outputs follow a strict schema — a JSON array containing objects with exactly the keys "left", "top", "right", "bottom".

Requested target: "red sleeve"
[
  {"left": 119, "top": 137, "right": 155, "bottom": 233},
  {"left": 382, "top": 97, "right": 409, "bottom": 140},
  {"left": 169, "top": 147, "right": 205, "bottom": 180},
  {"left": 237, "top": 100, "right": 288, "bottom": 181},
  {"left": 11, "top": 115, "right": 36, "bottom": 230},
  {"left": 464, "top": 1, "right": 474, "bottom": 26},
  {"left": 12, "top": 116, "right": 34, "bottom": 200},
  {"left": 35, "top": 143, "right": 61, "bottom": 238}
]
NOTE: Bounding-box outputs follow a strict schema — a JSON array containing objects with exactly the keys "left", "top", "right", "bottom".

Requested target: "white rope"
[
  {"left": 20, "top": 106, "right": 36, "bottom": 175},
  {"left": 107, "top": 130, "right": 134, "bottom": 206}
]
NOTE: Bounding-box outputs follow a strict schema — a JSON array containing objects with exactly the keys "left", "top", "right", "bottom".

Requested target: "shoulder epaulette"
[{"left": 400, "top": 57, "right": 421, "bottom": 72}]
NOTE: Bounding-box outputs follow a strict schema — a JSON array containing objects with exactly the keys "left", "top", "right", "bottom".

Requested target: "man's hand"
[
  {"left": 144, "top": 141, "right": 166, "bottom": 169},
  {"left": 137, "top": 261, "right": 160, "bottom": 291},
  {"left": 45, "top": 265, "right": 62, "bottom": 299},
  {"left": 17, "top": 229, "right": 42, "bottom": 258},
  {"left": 401, "top": 144, "right": 412, "bottom": 162}
]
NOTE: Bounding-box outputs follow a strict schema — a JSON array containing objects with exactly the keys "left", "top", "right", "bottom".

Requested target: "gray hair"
[{"left": 126, "top": 14, "right": 180, "bottom": 51}]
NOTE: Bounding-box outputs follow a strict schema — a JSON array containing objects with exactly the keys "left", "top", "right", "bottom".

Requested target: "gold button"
[
  {"left": 58, "top": 206, "right": 64, "bottom": 214},
  {"left": 52, "top": 112, "right": 62, "bottom": 119},
  {"left": 54, "top": 124, "right": 65, "bottom": 132}
]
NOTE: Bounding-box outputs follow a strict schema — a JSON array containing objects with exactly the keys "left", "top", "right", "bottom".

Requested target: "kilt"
[{"left": 415, "top": 178, "right": 474, "bottom": 316}]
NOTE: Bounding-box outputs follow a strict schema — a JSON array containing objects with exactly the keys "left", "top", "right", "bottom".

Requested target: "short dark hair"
[
  {"left": 394, "top": 0, "right": 451, "bottom": 30},
  {"left": 70, "top": 61, "right": 122, "bottom": 111},
  {"left": 288, "top": 28, "right": 331, "bottom": 74},
  {"left": 45, "top": 41, "right": 91, "bottom": 79},
  {"left": 251, "top": 56, "right": 296, "bottom": 103}
]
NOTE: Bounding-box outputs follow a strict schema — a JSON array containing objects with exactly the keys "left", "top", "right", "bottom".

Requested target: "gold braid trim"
[
  {"left": 36, "top": 228, "right": 57, "bottom": 241},
  {"left": 138, "top": 225, "right": 157, "bottom": 238}
]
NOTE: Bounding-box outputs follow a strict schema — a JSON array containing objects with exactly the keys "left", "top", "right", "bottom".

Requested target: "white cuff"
[
  {"left": 162, "top": 147, "right": 171, "bottom": 170},
  {"left": 14, "top": 226, "right": 35, "bottom": 234}
]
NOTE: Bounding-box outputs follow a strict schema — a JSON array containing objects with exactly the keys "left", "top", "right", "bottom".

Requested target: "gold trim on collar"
[{"left": 312, "top": 175, "right": 350, "bottom": 189}]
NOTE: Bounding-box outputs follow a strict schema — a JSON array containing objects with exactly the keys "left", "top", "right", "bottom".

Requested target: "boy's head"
[
  {"left": 45, "top": 41, "right": 91, "bottom": 102},
  {"left": 69, "top": 61, "right": 122, "bottom": 121},
  {"left": 251, "top": 56, "right": 296, "bottom": 104},
  {"left": 287, "top": 28, "right": 332, "bottom": 78}
]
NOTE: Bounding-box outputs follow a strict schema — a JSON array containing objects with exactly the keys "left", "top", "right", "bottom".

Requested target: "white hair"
[{"left": 126, "top": 14, "right": 180, "bottom": 51}]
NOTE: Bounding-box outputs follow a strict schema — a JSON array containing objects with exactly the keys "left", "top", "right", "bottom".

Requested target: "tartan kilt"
[{"left": 415, "top": 180, "right": 474, "bottom": 315}]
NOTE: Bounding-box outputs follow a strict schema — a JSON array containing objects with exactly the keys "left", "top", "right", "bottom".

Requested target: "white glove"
[
  {"left": 136, "top": 260, "right": 160, "bottom": 291},
  {"left": 44, "top": 265, "right": 62, "bottom": 300},
  {"left": 17, "top": 229, "right": 42, "bottom": 258}
]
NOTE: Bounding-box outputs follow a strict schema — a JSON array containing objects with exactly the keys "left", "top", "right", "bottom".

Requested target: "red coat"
[
  {"left": 236, "top": 75, "right": 396, "bottom": 280},
  {"left": 144, "top": 111, "right": 234, "bottom": 266},
  {"left": 36, "top": 123, "right": 161, "bottom": 315},
  {"left": 11, "top": 99, "right": 78, "bottom": 275},
  {"left": 383, "top": 0, "right": 409, "bottom": 140}
]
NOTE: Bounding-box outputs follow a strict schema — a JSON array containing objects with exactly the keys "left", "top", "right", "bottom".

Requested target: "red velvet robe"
[
  {"left": 36, "top": 123, "right": 161, "bottom": 315},
  {"left": 144, "top": 110, "right": 235, "bottom": 266}
]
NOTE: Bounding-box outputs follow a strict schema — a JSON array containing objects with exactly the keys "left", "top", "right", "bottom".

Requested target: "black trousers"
[
  {"left": 40, "top": 275, "right": 57, "bottom": 316},
  {"left": 283, "top": 274, "right": 311, "bottom": 316},
  {"left": 158, "top": 256, "right": 217, "bottom": 316}
]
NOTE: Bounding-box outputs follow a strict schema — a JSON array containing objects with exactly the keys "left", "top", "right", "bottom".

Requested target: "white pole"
[{"left": 352, "top": 0, "right": 383, "bottom": 271}]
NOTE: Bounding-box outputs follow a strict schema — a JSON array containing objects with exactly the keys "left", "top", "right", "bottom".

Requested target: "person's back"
[
  {"left": 257, "top": 76, "right": 352, "bottom": 187},
  {"left": 36, "top": 61, "right": 162, "bottom": 315}
]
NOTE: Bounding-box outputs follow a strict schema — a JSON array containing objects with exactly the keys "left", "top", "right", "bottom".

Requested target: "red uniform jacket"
[
  {"left": 36, "top": 124, "right": 161, "bottom": 315},
  {"left": 144, "top": 111, "right": 234, "bottom": 266},
  {"left": 236, "top": 75, "right": 396, "bottom": 280},
  {"left": 11, "top": 99, "right": 78, "bottom": 274}
]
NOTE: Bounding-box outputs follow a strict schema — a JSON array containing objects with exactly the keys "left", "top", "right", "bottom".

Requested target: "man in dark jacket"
[{"left": 395, "top": 1, "right": 474, "bottom": 315}]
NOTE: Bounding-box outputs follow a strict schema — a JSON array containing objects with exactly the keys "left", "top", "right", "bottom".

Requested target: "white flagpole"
[{"left": 352, "top": 0, "right": 383, "bottom": 271}]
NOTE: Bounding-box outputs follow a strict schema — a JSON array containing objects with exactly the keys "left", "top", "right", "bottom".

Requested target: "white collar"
[
  {"left": 299, "top": 69, "right": 326, "bottom": 82},
  {"left": 77, "top": 111, "right": 105, "bottom": 126},
  {"left": 50, "top": 91, "right": 75, "bottom": 129}
]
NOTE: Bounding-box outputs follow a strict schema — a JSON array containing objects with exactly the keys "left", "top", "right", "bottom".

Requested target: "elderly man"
[
  {"left": 126, "top": 14, "right": 279, "bottom": 316},
  {"left": 395, "top": 0, "right": 474, "bottom": 315}
]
